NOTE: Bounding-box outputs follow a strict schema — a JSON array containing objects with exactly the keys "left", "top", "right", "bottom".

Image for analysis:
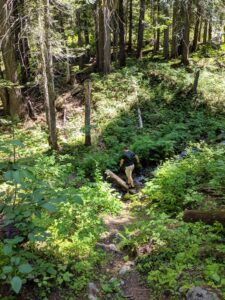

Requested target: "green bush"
[{"left": 144, "top": 144, "right": 225, "bottom": 212}]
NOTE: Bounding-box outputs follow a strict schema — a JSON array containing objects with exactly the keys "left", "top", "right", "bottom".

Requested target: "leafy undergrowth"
[
  {"left": 0, "top": 54, "right": 225, "bottom": 298},
  {"left": 120, "top": 144, "right": 225, "bottom": 299},
  {"left": 0, "top": 125, "right": 121, "bottom": 298}
]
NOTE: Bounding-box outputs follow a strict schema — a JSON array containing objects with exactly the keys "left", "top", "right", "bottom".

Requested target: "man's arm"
[
  {"left": 120, "top": 159, "right": 124, "bottom": 167},
  {"left": 135, "top": 155, "right": 140, "bottom": 164}
]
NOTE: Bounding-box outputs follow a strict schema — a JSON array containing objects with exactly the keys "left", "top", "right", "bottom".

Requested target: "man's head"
[{"left": 124, "top": 145, "right": 129, "bottom": 151}]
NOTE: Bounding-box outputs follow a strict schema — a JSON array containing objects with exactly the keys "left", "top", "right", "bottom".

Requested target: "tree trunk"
[
  {"left": 181, "top": 0, "right": 192, "bottom": 65},
  {"left": 76, "top": 10, "right": 83, "bottom": 47},
  {"left": 94, "top": 3, "right": 100, "bottom": 69},
  {"left": 84, "top": 79, "right": 92, "bottom": 146},
  {"left": 184, "top": 210, "right": 225, "bottom": 226},
  {"left": 112, "top": 14, "right": 119, "bottom": 62},
  {"left": 136, "top": 0, "right": 145, "bottom": 58},
  {"left": 203, "top": 20, "right": 208, "bottom": 44},
  {"left": 0, "top": 0, "right": 23, "bottom": 118},
  {"left": 96, "top": 0, "right": 111, "bottom": 74},
  {"left": 39, "top": 0, "right": 58, "bottom": 150},
  {"left": 14, "top": 0, "right": 31, "bottom": 84},
  {"left": 208, "top": 21, "right": 212, "bottom": 42},
  {"left": 118, "top": 0, "right": 126, "bottom": 67},
  {"left": 192, "top": 5, "right": 201, "bottom": 52},
  {"left": 171, "top": 0, "right": 178, "bottom": 58},
  {"left": 84, "top": 20, "right": 90, "bottom": 46},
  {"left": 0, "top": 68, "right": 10, "bottom": 114},
  {"left": 198, "top": 19, "right": 202, "bottom": 42},
  {"left": 127, "top": 0, "right": 133, "bottom": 53},
  {"left": 163, "top": 2, "right": 169, "bottom": 59},
  {"left": 155, "top": 0, "right": 160, "bottom": 52}
]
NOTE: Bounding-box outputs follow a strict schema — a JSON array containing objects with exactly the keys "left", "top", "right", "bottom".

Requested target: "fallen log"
[
  {"left": 105, "top": 169, "right": 128, "bottom": 191},
  {"left": 183, "top": 209, "right": 225, "bottom": 226}
]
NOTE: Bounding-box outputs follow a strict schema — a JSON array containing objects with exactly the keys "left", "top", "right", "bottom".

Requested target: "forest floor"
[{"left": 85, "top": 196, "right": 152, "bottom": 300}]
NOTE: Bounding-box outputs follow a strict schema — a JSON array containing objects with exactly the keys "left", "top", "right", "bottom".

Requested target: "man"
[{"left": 120, "top": 146, "right": 139, "bottom": 188}]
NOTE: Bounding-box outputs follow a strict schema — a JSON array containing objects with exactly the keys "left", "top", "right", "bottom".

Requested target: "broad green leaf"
[
  {"left": 13, "top": 170, "right": 21, "bottom": 184},
  {"left": 8, "top": 236, "right": 24, "bottom": 245},
  {"left": 3, "top": 244, "right": 12, "bottom": 255},
  {"left": 212, "top": 273, "right": 220, "bottom": 283},
  {"left": 32, "top": 191, "right": 43, "bottom": 202},
  {"left": 41, "top": 203, "right": 56, "bottom": 213},
  {"left": 54, "top": 195, "right": 66, "bottom": 203},
  {"left": 3, "top": 266, "right": 13, "bottom": 273},
  {"left": 11, "top": 276, "right": 22, "bottom": 294},
  {"left": 11, "top": 256, "right": 21, "bottom": 265},
  {"left": 18, "top": 263, "right": 32, "bottom": 274},
  {"left": 20, "top": 169, "right": 34, "bottom": 180},
  {"left": 4, "top": 170, "right": 14, "bottom": 182},
  {"left": 10, "top": 140, "right": 25, "bottom": 147},
  {"left": 28, "top": 233, "right": 35, "bottom": 241},
  {"left": 72, "top": 195, "right": 83, "bottom": 205},
  {"left": 47, "top": 267, "right": 57, "bottom": 275}
]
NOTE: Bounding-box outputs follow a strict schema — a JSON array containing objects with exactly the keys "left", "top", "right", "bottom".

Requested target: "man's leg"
[
  {"left": 130, "top": 165, "right": 135, "bottom": 187},
  {"left": 125, "top": 165, "right": 135, "bottom": 188}
]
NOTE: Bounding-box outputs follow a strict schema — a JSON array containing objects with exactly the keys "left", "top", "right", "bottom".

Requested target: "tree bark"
[
  {"left": 154, "top": 0, "right": 160, "bottom": 52},
  {"left": 112, "top": 13, "right": 119, "bottom": 62},
  {"left": 183, "top": 210, "right": 225, "bottom": 226},
  {"left": 94, "top": 3, "right": 100, "bottom": 69},
  {"left": 0, "top": 68, "right": 10, "bottom": 114},
  {"left": 171, "top": 0, "right": 178, "bottom": 58},
  {"left": 84, "top": 20, "right": 90, "bottom": 46},
  {"left": 181, "top": 0, "right": 192, "bottom": 65},
  {"left": 127, "top": 0, "right": 133, "bottom": 53},
  {"left": 192, "top": 5, "right": 201, "bottom": 52},
  {"left": 96, "top": 0, "right": 111, "bottom": 74},
  {"left": 0, "top": 0, "right": 23, "bottom": 118},
  {"left": 84, "top": 79, "right": 92, "bottom": 146},
  {"left": 203, "top": 20, "right": 208, "bottom": 44},
  {"left": 163, "top": 2, "right": 169, "bottom": 59},
  {"left": 76, "top": 10, "right": 83, "bottom": 47},
  {"left": 208, "top": 21, "right": 212, "bottom": 42},
  {"left": 198, "top": 19, "right": 202, "bottom": 42},
  {"left": 14, "top": 0, "right": 31, "bottom": 84},
  {"left": 39, "top": 0, "right": 58, "bottom": 150},
  {"left": 136, "top": 0, "right": 145, "bottom": 58},
  {"left": 118, "top": 0, "right": 126, "bottom": 67}
]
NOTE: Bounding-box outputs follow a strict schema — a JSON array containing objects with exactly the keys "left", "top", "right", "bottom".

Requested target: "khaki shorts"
[{"left": 125, "top": 164, "right": 135, "bottom": 178}]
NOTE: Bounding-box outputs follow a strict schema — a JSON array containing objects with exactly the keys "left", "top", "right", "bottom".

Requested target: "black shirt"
[{"left": 121, "top": 150, "right": 136, "bottom": 167}]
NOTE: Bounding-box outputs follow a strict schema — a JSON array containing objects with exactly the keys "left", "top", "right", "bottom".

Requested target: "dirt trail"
[{"left": 88, "top": 200, "right": 151, "bottom": 300}]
